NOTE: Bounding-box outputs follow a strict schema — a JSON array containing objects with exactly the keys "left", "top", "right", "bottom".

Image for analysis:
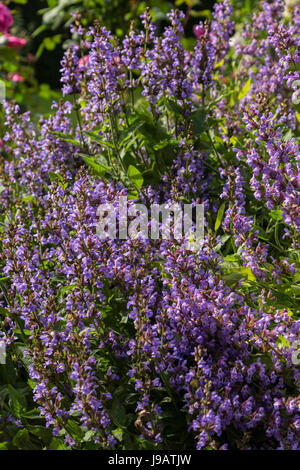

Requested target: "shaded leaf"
[{"left": 128, "top": 165, "right": 143, "bottom": 190}]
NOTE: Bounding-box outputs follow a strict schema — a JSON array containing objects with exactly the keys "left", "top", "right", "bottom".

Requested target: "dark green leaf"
[{"left": 190, "top": 109, "right": 207, "bottom": 137}]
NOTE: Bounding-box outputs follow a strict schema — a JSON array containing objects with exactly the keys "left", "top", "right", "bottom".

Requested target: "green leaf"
[
  {"left": 163, "top": 98, "right": 182, "bottom": 115},
  {"left": 128, "top": 165, "right": 143, "bottom": 190},
  {"left": 28, "top": 379, "right": 35, "bottom": 389},
  {"left": 276, "top": 335, "right": 290, "bottom": 349},
  {"left": 112, "top": 428, "right": 124, "bottom": 442},
  {"left": 21, "top": 195, "right": 35, "bottom": 203},
  {"left": 238, "top": 79, "right": 251, "bottom": 100},
  {"left": 83, "top": 430, "right": 97, "bottom": 442},
  {"left": 120, "top": 135, "right": 140, "bottom": 157},
  {"left": 49, "top": 437, "right": 66, "bottom": 450},
  {"left": 44, "top": 37, "right": 57, "bottom": 51},
  {"left": 21, "top": 409, "right": 42, "bottom": 420},
  {"left": 119, "top": 121, "right": 144, "bottom": 146},
  {"left": 57, "top": 284, "right": 77, "bottom": 302},
  {"left": 48, "top": 171, "right": 64, "bottom": 183},
  {"left": 32, "top": 25, "right": 47, "bottom": 38},
  {"left": 283, "top": 129, "right": 293, "bottom": 142},
  {"left": 214, "top": 58, "right": 224, "bottom": 69},
  {"left": 65, "top": 420, "right": 84, "bottom": 440},
  {"left": 43, "top": 6, "right": 64, "bottom": 25},
  {"left": 224, "top": 254, "right": 240, "bottom": 262},
  {"left": 270, "top": 209, "right": 283, "bottom": 222},
  {"left": 0, "top": 306, "right": 9, "bottom": 316},
  {"left": 111, "top": 400, "right": 126, "bottom": 427},
  {"left": 83, "top": 131, "right": 114, "bottom": 149},
  {"left": 80, "top": 155, "right": 111, "bottom": 176},
  {"left": 208, "top": 90, "right": 234, "bottom": 110},
  {"left": 289, "top": 285, "right": 300, "bottom": 296},
  {"left": 153, "top": 139, "right": 172, "bottom": 151},
  {"left": 139, "top": 122, "right": 166, "bottom": 144},
  {"left": 142, "top": 164, "right": 160, "bottom": 186},
  {"left": 26, "top": 425, "right": 53, "bottom": 445},
  {"left": 12, "top": 429, "right": 31, "bottom": 449},
  {"left": 121, "top": 152, "right": 137, "bottom": 171},
  {"left": 222, "top": 271, "right": 244, "bottom": 284},
  {"left": 215, "top": 202, "right": 226, "bottom": 232},
  {"left": 7, "top": 385, "right": 24, "bottom": 418},
  {"left": 223, "top": 267, "right": 255, "bottom": 285},
  {"left": 49, "top": 131, "right": 81, "bottom": 147},
  {"left": 253, "top": 225, "right": 270, "bottom": 241},
  {"left": 190, "top": 109, "right": 207, "bottom": 137}
]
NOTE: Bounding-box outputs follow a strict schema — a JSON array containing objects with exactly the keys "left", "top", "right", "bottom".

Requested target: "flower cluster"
[{"left": 0, "top": 0, "right": 299, "bottom": 450}]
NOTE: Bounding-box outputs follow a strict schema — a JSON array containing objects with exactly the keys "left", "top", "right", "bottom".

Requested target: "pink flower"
[
  {"left": 27, "top": 53, "right": 35, "bottom": 62},
  {"left": 193, "top": 24, "right": 205, "bottom": 41},
  {"left": 0, "top": 4, "right": 13, "bottom": 33},
  {"left": 79, "top": 55, "right": 89, "bottom": 67},
  {"left": 8, "top": 73, "right": 24, "bottom": 83},
  {"left": 4, "top": 33, "right": 26, "bottom": 50},
  {"left": 0, "top": 138, "right": 3, "bottom": 150}
]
